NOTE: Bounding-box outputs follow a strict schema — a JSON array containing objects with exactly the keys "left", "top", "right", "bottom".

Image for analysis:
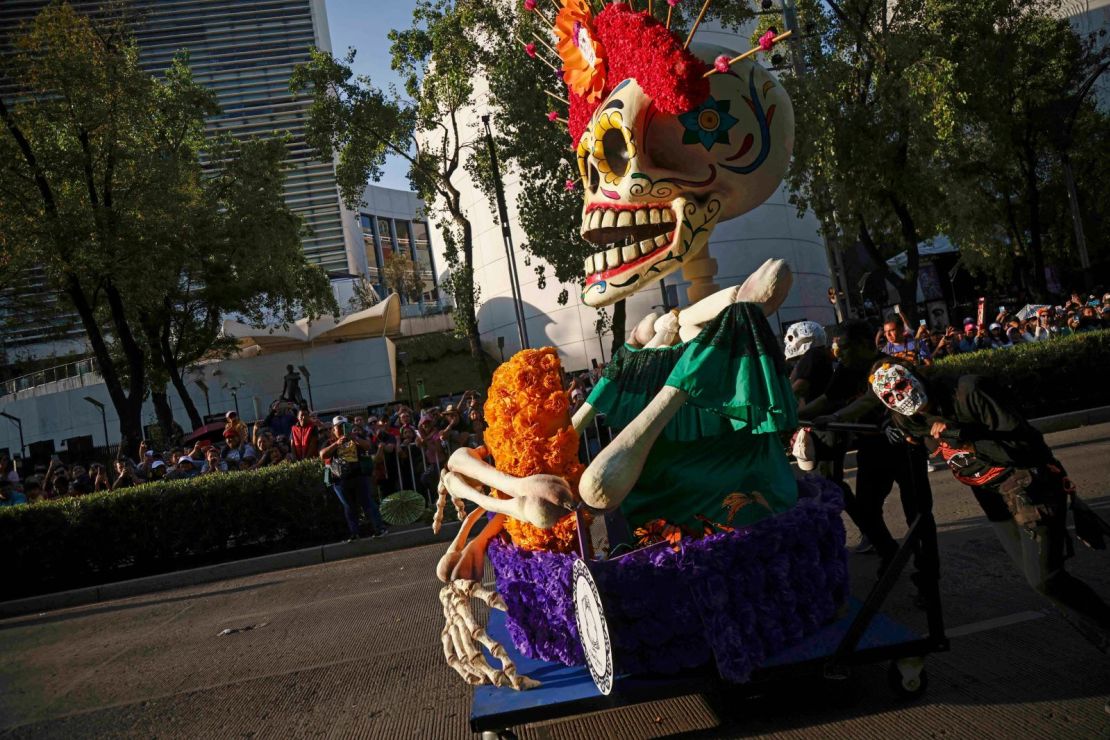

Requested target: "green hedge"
[
  {"left": 930, "top": 330, "right": 1110, "bottom": 418},
  {"left": 0, "top": 461, "right": 347, "bottom": 600}
]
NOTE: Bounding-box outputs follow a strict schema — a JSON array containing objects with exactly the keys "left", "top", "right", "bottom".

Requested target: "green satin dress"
[{"left": 586, "top": 302, "right": 798, "bottom": 533}]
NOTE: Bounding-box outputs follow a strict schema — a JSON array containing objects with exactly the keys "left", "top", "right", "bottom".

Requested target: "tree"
[
  {"left": 0, "top": 5, "right": 212, "bottom": 451},
  {"left": 136, "top": 136, "right": 336, "bottom": 431},
  {"left": 348, "top": 276, "right": 381, "bottom": 312},
  {"left": 0, "top": 5, "right": 335, "bottom": 447},
  {"left": 784, "top": 0, "right": 964, "bottom": 323},
  {"left": 383, "top": 251, "right": 425, "bottom": 303},
  {"left": 936, "top": 0, "right": 1110, "bottom": 294},
  {"left": 291, "top": 0, "right": 502, "bottom": 381}
]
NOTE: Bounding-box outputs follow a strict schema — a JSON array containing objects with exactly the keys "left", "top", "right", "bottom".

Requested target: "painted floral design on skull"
[{"left": 870, "top": 363, "right": 929, "bottom": 416}]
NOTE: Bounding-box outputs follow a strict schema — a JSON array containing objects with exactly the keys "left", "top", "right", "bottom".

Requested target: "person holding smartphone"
[
  {"left": 879, "top": 309, "right": 932, "bottom": 366},
  {"left": 320, "top": 416, "right": 384, "bottom": 541}
]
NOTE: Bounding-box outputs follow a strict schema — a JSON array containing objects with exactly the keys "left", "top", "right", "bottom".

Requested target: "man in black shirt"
[
  {"left": 800, "top": 320, "right": 938, "bottom": 591},
  {"left": 784, "top": 320, "right": 833, "bottom": 406},
  {"left": 872, "top": 361, "right": 1110, "bottom": 652}
]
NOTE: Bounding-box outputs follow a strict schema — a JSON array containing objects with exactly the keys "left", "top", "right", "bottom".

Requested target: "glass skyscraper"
[{"left": 1, "top": 0, "right": 358, "bottom": 277}]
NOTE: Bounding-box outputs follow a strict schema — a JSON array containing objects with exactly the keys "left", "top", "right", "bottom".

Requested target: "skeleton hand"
[
  {"left": 440, "top": 580, "right": 539, "bottom": 690},
  {"left": 434, "top": 494, "right": 540, "bottom": 690}
]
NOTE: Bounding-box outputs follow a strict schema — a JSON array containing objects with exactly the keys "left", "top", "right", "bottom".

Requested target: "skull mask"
[
  {"left": 577, "top": 52, "right": 794, "bottom": 307},
  {"left": 870, "top": 363, "right": 928, "bottom": 417},
  {"left": 784, "top": 320, "right": 827, "bottom": 360}
]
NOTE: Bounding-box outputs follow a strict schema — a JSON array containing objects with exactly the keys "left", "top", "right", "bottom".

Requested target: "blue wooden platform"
[{"left": 471, "top": 598, "right": 923, "bottom": 732}]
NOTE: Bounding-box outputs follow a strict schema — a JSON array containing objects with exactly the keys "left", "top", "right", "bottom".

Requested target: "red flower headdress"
[{"left": 555, "top": 2, "right": 711, "bottom": 143}]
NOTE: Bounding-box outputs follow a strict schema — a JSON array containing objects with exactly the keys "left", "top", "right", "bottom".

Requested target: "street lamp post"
[
  {"left": 481, "top": 113, "right": 529, "bottom": 350},
  {"left": 0, "top": 411, "right": 25, "bottom": 459},
  {"left": 496, "top": 336, "right": 505, "bottom": 363},
  {"left": 82, "top": 397, "right": 108, "bottom": 451},
  {"left": 297, "top": 365, "right": 314, "bottom": 410},
  {"left": 397, "top": 352, "right": 414, "bottom": 408}
]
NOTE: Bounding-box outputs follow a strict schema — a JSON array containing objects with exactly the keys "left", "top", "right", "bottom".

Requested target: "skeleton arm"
[
  {"left": 578, "top": 385, "right": 687, "bottom": 510},
  {"left": 440, "top": 447, "right": 576, "bottom": 529},
  {"left": 678, "top": 258, "right": 792, "bottom": 341}
]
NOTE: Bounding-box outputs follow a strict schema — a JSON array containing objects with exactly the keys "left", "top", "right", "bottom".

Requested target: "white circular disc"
[{"left": 572, "top": 558, "right": 613, "bottom": 696}]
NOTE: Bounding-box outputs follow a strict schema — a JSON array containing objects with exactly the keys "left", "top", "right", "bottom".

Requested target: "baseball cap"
[
  {"left": 989, "top": 322, "right": 1002, "bottom": 330},
  {"left": 152, "top": 460, "right": 165, "bottom": 469},
  {"left": 332, "top": 415, "right": 348, "bottom": 426},
  {"left": 225, "top": 411, "right": 237, "bottom": 419}
]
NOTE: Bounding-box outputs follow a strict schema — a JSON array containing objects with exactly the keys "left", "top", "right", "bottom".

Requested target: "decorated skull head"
[
  {"left": 553, "top": 3, "right": 795, "bottom": 308},
  {"left": 870, "top": 363, "right": 928, "bottom": 417},
  {"left": 784, "top": 320, "right": 827, "bottom": 360}
]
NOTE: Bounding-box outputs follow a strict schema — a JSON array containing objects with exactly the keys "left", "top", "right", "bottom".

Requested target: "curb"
[{"left": 0, "top": 520, "right": 463, "bottom": 620}]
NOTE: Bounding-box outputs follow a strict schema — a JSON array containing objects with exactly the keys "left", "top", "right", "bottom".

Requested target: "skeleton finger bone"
[
  {"left": 453, "top": 578, "right": 508, "bottom": 612},
  {"left": 433, "top": 470, "right": 450, "bottom": 534}
]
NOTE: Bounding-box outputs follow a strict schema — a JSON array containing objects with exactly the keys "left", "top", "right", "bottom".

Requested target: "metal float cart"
[{"left": 470, "top": 422, "right": 949, "bottom": 737}]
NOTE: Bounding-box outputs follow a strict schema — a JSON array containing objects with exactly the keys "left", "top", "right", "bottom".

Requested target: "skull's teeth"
[{"left": 586, "top": 230, "right": 676, "bottom": 277}]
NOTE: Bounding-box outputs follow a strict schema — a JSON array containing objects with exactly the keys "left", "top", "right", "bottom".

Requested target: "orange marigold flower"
[
  {"left": 555, "top": 0, "right": 606, "bottom": 103},
  {"left": 484, "top": 347, "right": 588, "bottom": 553}
]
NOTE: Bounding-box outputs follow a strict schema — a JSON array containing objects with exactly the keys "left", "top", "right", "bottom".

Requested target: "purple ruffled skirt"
[{"left": 487, "top": 475, "right": 850, "bottom": 683}]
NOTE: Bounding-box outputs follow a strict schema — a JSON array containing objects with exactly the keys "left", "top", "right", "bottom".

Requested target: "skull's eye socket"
[
  {"left": 601, "top": 127, "right": 631, "bottom": 178},
  {"left": 893, "top": 379, "right": 911, "bottom": 393},
  {"left": 880, "top": 391, "right": 896, "bottom": 406}
]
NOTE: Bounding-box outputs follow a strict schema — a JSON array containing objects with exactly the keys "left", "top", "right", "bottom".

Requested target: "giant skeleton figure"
[{"left": 433, "top": 2, "right": 800, "bottom": 689}]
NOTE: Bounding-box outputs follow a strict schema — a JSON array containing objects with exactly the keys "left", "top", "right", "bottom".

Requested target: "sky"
[{"left": 323, "top": 0, "right": 418, "bottom": 191}]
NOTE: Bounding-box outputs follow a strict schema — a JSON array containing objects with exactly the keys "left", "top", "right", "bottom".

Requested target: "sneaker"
[
  {"left": 926, "top": 461, "right": 944, "bottom": 473},
  {"left": 853, "top": 536, "right": 876, "bottom": 554}
]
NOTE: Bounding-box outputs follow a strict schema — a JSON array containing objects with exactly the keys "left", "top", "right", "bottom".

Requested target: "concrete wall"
[{"left": 0, "top": 337, "right": 396, "bottom": 454}]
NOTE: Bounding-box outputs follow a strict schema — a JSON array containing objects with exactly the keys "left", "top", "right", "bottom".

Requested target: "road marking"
[{"left": 946, "top": 610, "right": 1045, "bottom": 638}]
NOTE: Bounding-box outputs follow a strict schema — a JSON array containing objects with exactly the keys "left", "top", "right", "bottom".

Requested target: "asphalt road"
[{"left": 2, "top": 424, "right": 1110, "bottom": 739}]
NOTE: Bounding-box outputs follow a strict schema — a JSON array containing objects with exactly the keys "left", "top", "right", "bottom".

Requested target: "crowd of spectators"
[
  {"left": 0, "top": 389, "right": 499, "bottom": 509},
  {"left": 877, "top": 291, "right": 1110, "bottom": 364}
]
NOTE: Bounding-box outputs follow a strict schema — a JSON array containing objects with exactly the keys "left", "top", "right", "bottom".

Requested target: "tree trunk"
[
  {"left": 102, "top": 281, "right": 147, "bottom": 456},
  {"left": 1021, "top": 139, "right": 1048, "bottom": 299},
  {"left": 608, "top": 299, "right": 626, "bottom": 360},
  {"left": 150, "top": 386, "right": 176, "bottom": 446},
  {"left": 63, "top": 278, "right": 144, "bottom": 456},
  {"left": 455, "top": 213, "right": 491, "bottom": 383},
  {"left": 160, "top": 327, "right": 204, "bottom": 430}
]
